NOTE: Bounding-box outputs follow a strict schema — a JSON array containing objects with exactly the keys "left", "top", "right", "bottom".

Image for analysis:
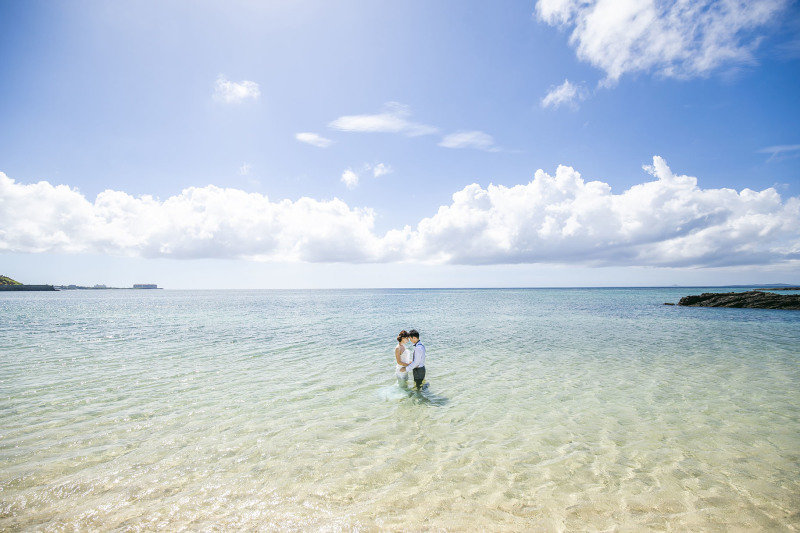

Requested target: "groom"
[{"left": 404, "top": 329, "right": 426, "bottom": 390}]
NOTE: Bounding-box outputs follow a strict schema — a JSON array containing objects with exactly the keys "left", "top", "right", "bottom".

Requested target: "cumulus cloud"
[
  {"left": 296, "top": 132, "right": 333, "bottom": 148},
  {"left": 339, "top": 163, "right": 391, "bottom": 188},
  {"left": 541, "top": 79, "right": 587, "bottom": 110},
  {"left": 406, "top": 157, "right": 800, "bottom": 266},
  {"left": 213, "top": 75, "right": 260, "bottom": 103},
  {"left": 439, "top": 131, "right": 499, "bottom": 151},
  {"left": 341, "top": 169, "right": 359, "bottom": 189},
  {"left": 2, "top": 159, "right": 798, "bottom": 267},
  {"left": 329, "top": 102, "right": 438, "bottom": 137},
  {"left": 0, "top": 173, "right": 378, "bottom": 263},
  {"left": 372, "top": 163, "right": 392, "bottom": 177},
  {"left": 535, "top": 0, "right": 789, "bottom": 83}
]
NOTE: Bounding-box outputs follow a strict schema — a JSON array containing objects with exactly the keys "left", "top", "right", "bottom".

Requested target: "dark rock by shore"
[{"left": 678, "top": 291, "right": 800, "bottom": 310}]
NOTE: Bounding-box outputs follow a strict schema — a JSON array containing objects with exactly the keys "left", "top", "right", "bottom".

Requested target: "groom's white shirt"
[{"left": 405, "top": 342, "right": 426, "bottom": 371}]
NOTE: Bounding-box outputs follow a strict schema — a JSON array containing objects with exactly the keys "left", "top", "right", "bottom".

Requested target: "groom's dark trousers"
[{"left": 413, "top": 366, "right": 425, "bottom": 389}]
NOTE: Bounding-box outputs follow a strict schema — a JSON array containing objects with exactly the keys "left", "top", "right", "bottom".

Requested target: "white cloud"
[
  {"left": 341, "top": 163, "right": 392, "bottom": 189},
  {"left": 2, "top": 159, "right": 798, "bottom": 267},
  {"left": 759, "top": 144, "right": 800, "bottom": 162},
  {"left": 296, "top": 132, "right": 333, "bottom": 148},
  {"left": 439, "top": 131, "right": 499, "bottom": 151},
  {"left": 329, "top": 102, "right": 438, "bottom": 137},
  {"left": 535, "top": 0, "right": 789, "bottom": 84},
  {"left": 213, "top": 75, "right": 260, "bottom": 103},
  {"left": 341, "top": 169, "right": 359, "bottom": 189},
  {"left": 372, "top": 163, "right": 392, "bottom": 178},
  {"left": 340, "top": 164, "right": 391, "bottom": 187},
  {"left": 239, "top": 163, "right": 251, "bottom": 176},
  {"left": 0, "top": 173, "right": 377, "bottom": 262},
  {"left": 406, "top": 157, "right": 800, "bottom": 266},
  {"left": 541, "top": 79, "right": 587, "bottom": 110}
]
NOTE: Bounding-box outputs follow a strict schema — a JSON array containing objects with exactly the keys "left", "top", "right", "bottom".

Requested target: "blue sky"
[{"left": 1, "top": 0, "right": 799, "bottom": 288}]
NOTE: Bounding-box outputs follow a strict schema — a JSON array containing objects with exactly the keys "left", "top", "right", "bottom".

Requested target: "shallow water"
[{"left": 1, "top": 288, "right": 799, "bottom": 531}]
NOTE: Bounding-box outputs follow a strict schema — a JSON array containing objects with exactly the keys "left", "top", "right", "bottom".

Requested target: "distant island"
[{"left": 1, "top": 275, "right": 160, "bottom": 291}]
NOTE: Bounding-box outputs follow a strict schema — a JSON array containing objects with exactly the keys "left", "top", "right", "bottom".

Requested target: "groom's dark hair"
[{"left": 408, "top": 329, "right": 420, "bottom": 338}]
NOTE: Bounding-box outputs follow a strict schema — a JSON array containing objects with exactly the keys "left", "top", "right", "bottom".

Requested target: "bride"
[{"left": 394, "top": 330, "right": 412, "bottom": 384}]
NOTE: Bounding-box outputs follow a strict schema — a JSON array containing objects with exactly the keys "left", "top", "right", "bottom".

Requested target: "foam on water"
[
  {"left": 377, "top": 382, "right": 412, "bottom": 402},
  {"left": 1, "top": 288, "right": 799, "bottom": 531}
]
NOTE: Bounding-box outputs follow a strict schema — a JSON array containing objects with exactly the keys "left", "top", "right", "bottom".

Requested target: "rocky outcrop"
[{"left": 678, "top": 291, "right": 800, "bottom": 310}]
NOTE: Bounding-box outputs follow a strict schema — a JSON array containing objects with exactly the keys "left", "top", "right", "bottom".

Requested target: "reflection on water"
[
  {"left": 411, "top": 389, "right": 449, "bottom": 407},
  {"left": 379, "top": 380, "right": 449, "bottom": 407}
]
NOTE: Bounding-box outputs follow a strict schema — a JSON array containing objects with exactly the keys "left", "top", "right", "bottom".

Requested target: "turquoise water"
[{"left": 1, "top": 288, "right": 798, "bottom": 531}]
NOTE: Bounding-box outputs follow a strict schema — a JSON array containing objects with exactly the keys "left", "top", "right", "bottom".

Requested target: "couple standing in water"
[{"left": 394, "top": 329, "right": 426, "bottom": 390}]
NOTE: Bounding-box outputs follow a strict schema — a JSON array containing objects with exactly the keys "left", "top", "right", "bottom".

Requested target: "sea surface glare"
[{"left": 1, "top": 288, "right": 799, "bottom": 531}]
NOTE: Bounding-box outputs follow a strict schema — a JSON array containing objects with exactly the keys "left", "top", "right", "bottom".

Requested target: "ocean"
[{"left": 1, "top": 288, "right": 798, "bottom": 531}]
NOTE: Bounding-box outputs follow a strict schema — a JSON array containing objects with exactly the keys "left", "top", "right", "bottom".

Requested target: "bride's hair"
[{"left": 397, "top": 330, "right": 409, "bottom": 343}]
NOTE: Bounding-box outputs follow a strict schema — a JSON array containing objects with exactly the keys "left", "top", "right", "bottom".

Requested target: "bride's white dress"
[{"left": 395, "top": 345, "right": 412, "bottom": 379}]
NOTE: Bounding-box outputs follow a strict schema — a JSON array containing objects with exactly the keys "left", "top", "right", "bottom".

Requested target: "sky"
[{"left": 1, "top": 0, "right": 799, "bottom": 289}]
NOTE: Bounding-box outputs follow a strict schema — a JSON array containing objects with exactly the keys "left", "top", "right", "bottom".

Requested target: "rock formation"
[{"left": 678, "top": 291, "right": 800, "bottom": 310}]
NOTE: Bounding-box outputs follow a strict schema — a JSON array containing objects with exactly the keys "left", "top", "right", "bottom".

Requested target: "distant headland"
[
  {"left": 0, "top": 275, "right": 54, "bottom": 291},
  {"left": 1, "top": 275, "right": 161, "bottom": 291}
]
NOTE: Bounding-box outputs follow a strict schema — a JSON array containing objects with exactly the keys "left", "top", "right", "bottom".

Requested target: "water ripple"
[{"left": 1, "top": 288, "right": 799, "bottom": 531}]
